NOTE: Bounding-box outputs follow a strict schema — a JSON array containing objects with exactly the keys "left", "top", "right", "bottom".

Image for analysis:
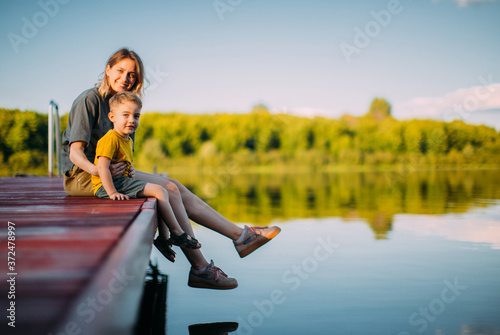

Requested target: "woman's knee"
[
  {"left": 166, "top": 181, "right": 180, "bottom": 193},
  {"left": 169, "top": 179, "right": 197, "bottom": 201},
  {"left": 164, "top": 180, "right": 185, "bottom": 202}
]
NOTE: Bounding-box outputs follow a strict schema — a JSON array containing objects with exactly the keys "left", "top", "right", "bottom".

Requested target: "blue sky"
[{"left": 1, "top": 0, "right": 499, "bottom": 128}]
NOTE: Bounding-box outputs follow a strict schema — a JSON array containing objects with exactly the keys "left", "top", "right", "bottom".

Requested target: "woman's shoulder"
[
  {"left": 69, "top": 87, "right": 109, "bottom": 118},
  {"left": 74, "top": 87, "right": 104, "bottom": 105}
]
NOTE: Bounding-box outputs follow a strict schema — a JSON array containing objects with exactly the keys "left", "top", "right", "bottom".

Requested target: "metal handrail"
[{"left": 48, "top": 100, "right": 61, "bottom": 177}]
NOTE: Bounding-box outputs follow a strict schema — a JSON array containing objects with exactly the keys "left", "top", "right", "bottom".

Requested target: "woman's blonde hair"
[{"left": 97, "top": 48, "right": 145, "bottom": 98}]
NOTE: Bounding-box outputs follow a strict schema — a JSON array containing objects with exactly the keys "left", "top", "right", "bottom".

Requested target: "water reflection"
[
  {"left": 135, "top": 262, "right": 168, "bottom": 335},
  {"left": 188, "top": 321, "right": 238, "bottom": 334},
  {"left": 159, "top": 170, "right": 500, "bottom": 335},
  {"left": 456, "top": 324, "right": 500, "bottom": 334},
  {"left": 176, "top": 170, "right": 500, "bottom": 239},
  {"left": 135, "top": 262, "right": 239, "bottom": 334},
  {"left": 398, "top": 211, "right": 500, "bottom": 249}
]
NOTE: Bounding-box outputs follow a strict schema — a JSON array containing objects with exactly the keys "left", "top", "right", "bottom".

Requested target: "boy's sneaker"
[
  {"left": 153, "top": 237, "right": 176, "bottom": 263},
  {"left": 234, "top": 225, "right": 281, "bottom": 258},
  {"left": 188, "top": 260, "right": 238, "bottom": 290}
]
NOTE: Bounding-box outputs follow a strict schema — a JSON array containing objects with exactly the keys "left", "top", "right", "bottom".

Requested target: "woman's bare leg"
[
  {"left": 135, "top": 171, "right": 279, "bottom": 265},
  {"left": 135, "top": 170, "right": 244, "bottom": 240}
]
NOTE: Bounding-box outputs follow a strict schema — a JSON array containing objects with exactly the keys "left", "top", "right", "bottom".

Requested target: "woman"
[{"left": 61, "top": 48, "right": 280, "bottom": 290}]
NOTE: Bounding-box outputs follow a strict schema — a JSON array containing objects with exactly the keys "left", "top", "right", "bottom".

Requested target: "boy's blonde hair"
[
  {"left": 97, "top": 48, "right": 146, "bottom": 98},
  {"left": 109, "top": 91, "right": 143, "bottom": 114}
]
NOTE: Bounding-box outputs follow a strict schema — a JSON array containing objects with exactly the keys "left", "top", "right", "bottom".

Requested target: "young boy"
[{"left": 91, "top": 91, "right": 201, "bottom": 253}]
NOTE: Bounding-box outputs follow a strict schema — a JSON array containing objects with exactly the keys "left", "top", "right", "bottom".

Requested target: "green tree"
[{"left": 367, "top": 98, "right": 391, "bottom": 121}]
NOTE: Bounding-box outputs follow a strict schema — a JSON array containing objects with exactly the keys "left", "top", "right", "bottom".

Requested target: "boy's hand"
[{"left": 109, "top": 192, "right": 130, "bottom": 201}]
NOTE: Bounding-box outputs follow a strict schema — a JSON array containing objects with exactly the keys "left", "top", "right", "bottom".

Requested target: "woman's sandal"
[
  {"left": 169, "top": 232, "right": 201, "bottom": 249},
  {"left": 153, "top": 237, "right": 176, "bottom": 263}
]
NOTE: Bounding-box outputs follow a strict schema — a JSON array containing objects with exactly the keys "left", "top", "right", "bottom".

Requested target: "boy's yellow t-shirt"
[{"left": 91, "top": 129, "right": 133, "bottom": 194}]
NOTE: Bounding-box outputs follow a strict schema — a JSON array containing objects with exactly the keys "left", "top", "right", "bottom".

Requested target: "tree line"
[
  {"left": 133, "top": 99, "right": 500, "bottom": 172},
  {"left": 0, "top": 108, "right": 49, "bottom": 176},
  {"left": 1, "top": 98, "right": 499, "bottom": 176}
]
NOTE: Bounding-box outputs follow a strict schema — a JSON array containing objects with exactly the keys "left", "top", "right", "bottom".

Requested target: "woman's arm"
[
  {"left": 69, "top": 141, "right": 99, "bottom": 176},
  {"left": 97, "top": 156, "right": 129, "bottom": 200},
  {"left": 70, "top": 141, "right": 127, "bottom": 177}
]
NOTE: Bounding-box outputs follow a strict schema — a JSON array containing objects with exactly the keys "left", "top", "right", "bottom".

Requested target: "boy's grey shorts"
[{"left": 95, "top": 176, "right": 148, "bottom": 199}]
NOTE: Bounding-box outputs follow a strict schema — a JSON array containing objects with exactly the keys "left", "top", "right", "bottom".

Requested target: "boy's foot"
[
  {"left": 188, "top": 260, "right": 238, "bottom": 290},
  {"left": 234, "top": 225, "right": 281, "bottom": 258},
  {"left": 169, "top": 232, "right": 201, "bottom": 249},
  {"left": 153, "top": 237, "right": 176, "bottom": 263}
]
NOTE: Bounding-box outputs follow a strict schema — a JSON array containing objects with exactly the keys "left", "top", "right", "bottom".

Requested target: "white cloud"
[
  {"left": 432, "top": 0, "right": 498, "bottom": 8},
  {"left": 271, "top": 106, "right": 341, "bottom": 119},
  {"left": 269, "top": 80, "right": 500, "bottom": 128},
  {"left": 393, "top": 82, "right": 500, "bottom": 122},
  {"left": 397, "top": 212, "right": 500, "bottom": 249},
  {"left": 453, "top": 0, "right": 497, "bottom": 7}
]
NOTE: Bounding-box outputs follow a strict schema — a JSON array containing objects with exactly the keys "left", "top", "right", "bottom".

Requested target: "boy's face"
[{"left": 109, "top": 101, "right": 141, "bottom": 138}]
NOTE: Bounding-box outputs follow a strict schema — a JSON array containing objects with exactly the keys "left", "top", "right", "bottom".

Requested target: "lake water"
[{"left": 151, "top": 170, "right": 500, "bottom": 335}]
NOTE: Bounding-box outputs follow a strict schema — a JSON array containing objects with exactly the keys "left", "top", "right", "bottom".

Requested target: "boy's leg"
[
  {"left": 138, "top": 183, "right": 185, "bottom": 237},
  {"left": 134, "top": 170, "right": 244, "bottom": 240},
  {"left": 139, "top": 182, "right": 209, "bottom": 269},
  {"left": 137, "top": 184, "right": 171, "bottom": 240}
]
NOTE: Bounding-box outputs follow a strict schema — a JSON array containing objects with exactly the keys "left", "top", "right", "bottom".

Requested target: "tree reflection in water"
[{"left": 177, "top": 170, "right": 500, "bottom": 239}]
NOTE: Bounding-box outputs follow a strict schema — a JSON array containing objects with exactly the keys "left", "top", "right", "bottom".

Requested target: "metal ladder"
[{"left": 48, "top": 100, "right": 61, "bottom": 177}]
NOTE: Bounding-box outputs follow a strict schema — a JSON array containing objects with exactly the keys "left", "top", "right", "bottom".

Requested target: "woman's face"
[{"left": 105, "top": 58, "right": 137, "bottom": 94}]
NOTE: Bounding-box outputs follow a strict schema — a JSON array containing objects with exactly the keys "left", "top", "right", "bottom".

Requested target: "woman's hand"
[
  {"left": 129, "top": 165, "right": 136, "bottom": 178},
  {"left": 109, "top": 162, "right": 128, "bottom": 177},
  {"left": 69, "top": 142, "right": 133, "bottom": 178},
  {"left": 109, "top": 192, "right": 130, "bottom": 201}
]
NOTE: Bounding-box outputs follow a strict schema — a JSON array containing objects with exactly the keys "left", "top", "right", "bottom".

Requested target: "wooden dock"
[{"left": 0, "top": 177, "right": 158, "bottom": 335}]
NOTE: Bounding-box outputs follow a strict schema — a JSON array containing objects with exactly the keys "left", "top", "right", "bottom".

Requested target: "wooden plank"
[
  {"left": 52, "top": 198, "right": 158, "bottom": 335},
  {"left": 0, "top": 177, "right": 154, "bottom": 335}
]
